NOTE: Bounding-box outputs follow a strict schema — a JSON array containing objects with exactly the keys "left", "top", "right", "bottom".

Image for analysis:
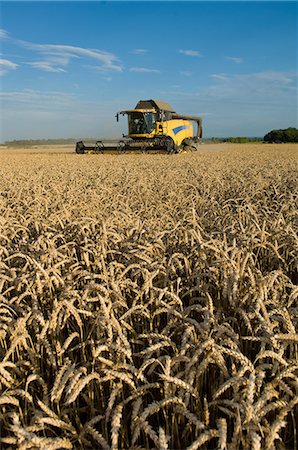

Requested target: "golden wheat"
[{"left": 0, "top": 143, "right": 297, "bottom": 449}]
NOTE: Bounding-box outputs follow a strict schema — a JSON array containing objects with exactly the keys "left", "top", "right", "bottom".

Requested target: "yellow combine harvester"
[{"left": 75, "top": 99, "right": 202, "bottom": 154}]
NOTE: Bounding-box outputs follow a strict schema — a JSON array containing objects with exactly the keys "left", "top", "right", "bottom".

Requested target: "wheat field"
[{"left": 0, "top": 143, "right": 297, "bottom": 450}]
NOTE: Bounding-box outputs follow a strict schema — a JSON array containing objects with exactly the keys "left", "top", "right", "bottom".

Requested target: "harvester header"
[{"left": 75, "top": 99, "right": 202, "bottom": 154}]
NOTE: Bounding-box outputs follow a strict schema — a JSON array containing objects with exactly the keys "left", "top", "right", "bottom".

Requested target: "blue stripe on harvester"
[{"left": 172, "top": 125, "right": 191, "bottom": 135}]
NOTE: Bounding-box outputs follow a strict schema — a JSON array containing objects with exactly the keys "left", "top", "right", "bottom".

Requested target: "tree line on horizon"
[
  {"left": 2, "top": 128, "right": 297, "bottom": 146},
  {"left": 2, "top": 138, "right": 77, "bottom": 147},
  {"left": 208, "top": 128, "right": 298, "bottom": 143},
  {"left": 263, "top": 127, "right": 298, "bottom": 143}
]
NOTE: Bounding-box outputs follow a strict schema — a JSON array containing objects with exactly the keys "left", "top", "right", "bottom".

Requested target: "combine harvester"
[{"left": 75, "top": 99, "right": 202, "bottom": 154}]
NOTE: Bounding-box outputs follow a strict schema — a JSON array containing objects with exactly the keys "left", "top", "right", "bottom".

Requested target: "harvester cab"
[
  {"left": 75, "top": 99, "right": 202, "bottom": 154},
  {"left": 118, "top": 110, "right": 156, "bottom": 136}
]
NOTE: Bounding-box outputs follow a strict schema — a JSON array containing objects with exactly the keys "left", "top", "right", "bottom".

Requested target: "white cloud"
[
  {"left": 178, "top": 49, "right": 202, "bottom": 57},
  {"left": 0, "top": 89, "right": 76, "bottom": 108},
  {"left": 161, "top": 71, "right": 297, "bottom": 137},
  {"left": 180, "top": 71, "right": 192, "bottom": 77},
  {"left": 0, "top": 58, "right": 18, "bottom": 75},
  {"left": 0, "top": 29, "right": 9, "bottom": 39},
  {"left": 225, "top": 56, "right": 243, "bottom": 64},
  {"left": 0, "top": 89, "right": 125, "bottom": 141},
  {"left": 129, "top": 67, "right": 160, "bottom": 73},
  {"left": 162, "top": 71, "right": 297, "bottom": 108},
  {"left": 131, "top": 49, "right": 148, "bottom": 55},
  {"left": 27, "top": 61, "right": 66, "bottom": 73},
  {"left": 253, "top": 71, "right": 295, "bottom": 84},
  {"left": 210, "top": 73, "right": 229, "bottom": 81},
  {"left": 202, "top": 71, "right": 298, "bottom": 116},
  {"left": 18, "top": 41, "right": 123, "bottom": 72},
  {"left": 0, "top": 30, "right": 122, "bottom": 73},
  {"left": 209, "top": 71, "right": 297, "bottom": 96}
]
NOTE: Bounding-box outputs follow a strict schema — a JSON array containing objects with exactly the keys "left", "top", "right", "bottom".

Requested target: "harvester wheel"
[
  {"left": 75, "top": 141, "right": 85, "bottom": 154},
  {"left": 190, "top": 143, "right": 200, "bottom": 151},
  {"left": 117, "top": 141, "right": 126, "bottom": 153},
  {"left": 182, "top": 138, "right": 200, "bottom": 152},
  {"left": 165, "top": 137, "right": 179, "bottom": 154},
  {"left": 94, "top": 141, "right": 104, "bottom": 153}
]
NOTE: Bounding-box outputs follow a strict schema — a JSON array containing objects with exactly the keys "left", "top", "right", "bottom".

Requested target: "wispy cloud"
[
  {"left": 0, "top": 89, "right": 76, "bottom": 109},
  {"left": 207, "top": 71, "right": 298, "bottom": 105},
  {"left": 0, "top": 58, "right": 18, "bottom": 75},
  {"left": 129, "top": 67, "right": 160, "bottom": 73},
  {"left": 210, "top": 73, "right": 229, "bottom": 81},
  {"left": 253, "top": 71, "right": 296, "bottom": 84},
  {"left": 27, "top": 61, "right": 66, "bottom": 73},
  {"left": 178, "top": 49, "right": 202, "bottom": 57},
  {"left": 0, "top": 89, "right": 125, "bottom": 141},
  {"left": 224, "top": 56, "right": 243, "bottom": 64},
  {"left": 162, "top": 71, "right": 297, "bottom": 105},
  {"left": 180, "top": 71, "right": 192, "bottom": 77},
  {"left": 17, "top": 41, "right": 123, "bottom": 73},
  {"left": 161, "top": 71, "right": 296, "bottom": 136},
  {"left": 210, "top": 71, "right": 296, "bottom": 89},
  {"left": 130, "top": 48, "right": 148, "bottom": 55},
  {"left": 1, "top": 29, "right": 122, "bottom": 73},
  {"left": 0, "top": 29, "right": 9, "bottom": 39}
]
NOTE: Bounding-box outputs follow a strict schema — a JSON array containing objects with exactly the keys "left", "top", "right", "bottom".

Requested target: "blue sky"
[{"left": 0, "top": 1, "right": 297, "bottom": 141}]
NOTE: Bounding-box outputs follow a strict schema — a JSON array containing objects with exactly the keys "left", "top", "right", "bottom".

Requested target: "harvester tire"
[
  {"left": 165, "top": 137, "right": 179, "bottom": 154},
  {"left": 189, "top": 143, "right": 200, "bottom": 152},
  {"left": 75, "top": 141, "right": 85, "bottom": 154},
  {"left": 182, "top": 138, "right": 200, "bottom": 152}
]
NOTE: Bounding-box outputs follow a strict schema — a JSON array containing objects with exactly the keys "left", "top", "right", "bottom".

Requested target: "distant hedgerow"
[{"left": 264, "top": 127, "right": 298, "bottom": 143}]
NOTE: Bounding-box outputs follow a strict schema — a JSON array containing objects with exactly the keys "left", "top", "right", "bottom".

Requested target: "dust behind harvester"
[{"left": 75, "top": 99, "right": 202, "bottom": 154}]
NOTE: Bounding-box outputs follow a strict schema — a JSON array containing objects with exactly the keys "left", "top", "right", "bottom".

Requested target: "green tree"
[{"left": 264, "top": 127, "right": 298, "bottom": 143}]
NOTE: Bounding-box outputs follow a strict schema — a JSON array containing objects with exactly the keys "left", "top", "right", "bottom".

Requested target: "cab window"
[{"left": 128, "top": 112, "right": 156, "bottom": 134}]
